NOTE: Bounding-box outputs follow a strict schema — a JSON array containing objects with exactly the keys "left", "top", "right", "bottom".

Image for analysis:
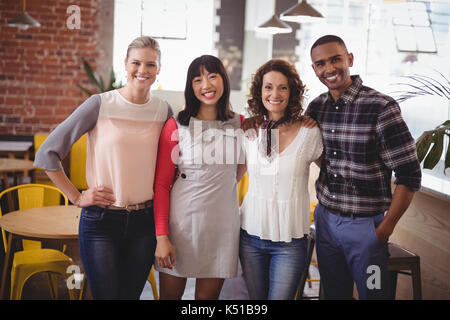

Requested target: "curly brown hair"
[{"left": 247, "top": 59, "right": 306, "bottom": 122}]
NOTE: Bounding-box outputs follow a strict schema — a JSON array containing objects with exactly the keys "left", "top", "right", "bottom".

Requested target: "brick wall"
[{"left": 0, "top": 0, "right": 112, "bottom": 135}]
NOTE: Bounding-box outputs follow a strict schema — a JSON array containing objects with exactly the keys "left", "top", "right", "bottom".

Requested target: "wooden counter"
[{"left": 389, "top": 186, "right": 450, "bottom": 299}]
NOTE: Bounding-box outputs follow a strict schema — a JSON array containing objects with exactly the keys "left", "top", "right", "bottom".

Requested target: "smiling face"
[
  {"left": 124, "top": 48, "right": 160, "bottom": 91},
  {"left": 261, "top": 71, "right": 290, "bottom": 120},
  {"left": 311, "top": 41, "right": 354, "bottom": 100},
  {"left": 192, "top": 66, "right": 224, "bottom": 109}
]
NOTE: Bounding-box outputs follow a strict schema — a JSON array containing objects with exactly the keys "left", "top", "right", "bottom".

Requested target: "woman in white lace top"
[{"left": 239, "top": 59, "right": 323, "bottom": 300}]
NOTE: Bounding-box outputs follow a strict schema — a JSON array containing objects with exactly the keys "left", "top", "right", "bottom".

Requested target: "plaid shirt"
[{"left": 307, "top": 75, "right": 421, "bottom": 216}]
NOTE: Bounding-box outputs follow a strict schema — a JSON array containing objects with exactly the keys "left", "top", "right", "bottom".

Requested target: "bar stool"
[
  {"left": 295, "top": 202, "right": 323, "bottom": 300},
  {"left": 296, "top": 228, "right": 422, "bottom": 299},
  {"left": 388, "top": 243, "right": 422, "bottom": 300},
  {"left": 295, "top": 225, "right": 317, "bottom": 299}
]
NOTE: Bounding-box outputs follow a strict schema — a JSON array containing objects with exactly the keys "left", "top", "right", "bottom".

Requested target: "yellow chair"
[
  {"left": 34, "top": 133, "right": 88, "bottom": 192},
  {"left": 69, "top": 134, "right": 88, "bottom": 191},
  {"left": 238, "top": 172, "right": 249, "bottom": 206},
  {"left": 33, "top": 134, "right": 60, "bottom": 206},
  {"left": 0, "top": 184, "right": 79, "bottom": 300},
  {"left": 147, "top": 267, "right": 158, "bottom": 300}
]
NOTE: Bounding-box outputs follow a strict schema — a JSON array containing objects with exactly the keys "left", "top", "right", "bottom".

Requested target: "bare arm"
[
  {"left": 45, "top": 170, "right": 115, "bottom": 207},
  {"left": 155, "top": 235, "right": 174, "bottom": 269},
  {"left": 375, "top": 184, "right": 415, "bottom": 244},
  {"left": 46, "top": 170, "right": 81, "bottom": 205},
  {"left": 236, "top": 163, "right": 247, "bottom": 182},
  {"left": 314, "top": 154, "right": 323, "bottom": 168}
]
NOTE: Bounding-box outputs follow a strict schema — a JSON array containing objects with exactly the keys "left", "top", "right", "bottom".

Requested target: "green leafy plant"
[
  {"left": 77, "top": 57, "right": 123, "bottom": 95},
  {"left": 393, "top": 72, "right": 450, "bottom": 172}
]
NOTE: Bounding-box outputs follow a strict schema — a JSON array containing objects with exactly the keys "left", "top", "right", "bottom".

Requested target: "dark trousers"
[{"left": 314, "top": 203, "right": 390, "bottom": 300}]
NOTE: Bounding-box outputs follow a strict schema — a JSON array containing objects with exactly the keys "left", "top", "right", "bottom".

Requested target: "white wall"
[{"left": 114, "top": 0, "right": 216, "bottom": 91}]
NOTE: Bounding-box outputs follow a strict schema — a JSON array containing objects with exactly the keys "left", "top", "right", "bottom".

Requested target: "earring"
[{"left": 155, "top": 77, "right": 162, "bottom": 90}]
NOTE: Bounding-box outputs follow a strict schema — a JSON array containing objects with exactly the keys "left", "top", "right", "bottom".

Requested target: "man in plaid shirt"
[{"left": 306, "top": 35, "right": 421, "bottom": 300}]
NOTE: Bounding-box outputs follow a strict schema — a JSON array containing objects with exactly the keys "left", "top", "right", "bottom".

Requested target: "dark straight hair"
[{"left": 177, "top": 55, "right": 234, "bottom": 126}]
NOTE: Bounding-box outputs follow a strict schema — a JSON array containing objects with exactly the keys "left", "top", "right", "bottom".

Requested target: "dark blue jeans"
[{"left": 78, "top": 205, "right": 156, "bottom": 300}]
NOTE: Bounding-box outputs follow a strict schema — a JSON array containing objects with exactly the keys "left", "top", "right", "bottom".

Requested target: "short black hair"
[
  {"left": 310, "top": 35, "right": 348, "bottom": 54},
  {"left": 178, "top": 55, "right": 234, "bottom": 126}
]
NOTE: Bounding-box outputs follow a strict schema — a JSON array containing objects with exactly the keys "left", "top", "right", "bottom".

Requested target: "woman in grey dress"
[{"left": 153, "top": 55, "right": 246, "bottom": 299}]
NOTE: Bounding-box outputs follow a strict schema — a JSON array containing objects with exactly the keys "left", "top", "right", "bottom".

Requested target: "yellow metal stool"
[{"left": 147, "top": 267, "right": 159, "bottom": 300}]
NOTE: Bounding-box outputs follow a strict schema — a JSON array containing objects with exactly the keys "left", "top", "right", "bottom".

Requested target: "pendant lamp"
[
  {"left": 255, "top": 14, "right": 292, "bottom": 35},
  {"left": 280, "top": 0, "right": 324, "bottom": 23},
  {"left": 8, "top": 0, "right": 41, "bottom": 30}
]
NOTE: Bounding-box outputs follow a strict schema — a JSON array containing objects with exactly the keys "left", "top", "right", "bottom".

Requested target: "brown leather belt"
[
  {"left": 104, "top": 200, "right": 153, "bottom": 212},
  {"left": 327, "top": 207, "right": 382, "bottom": 218}
]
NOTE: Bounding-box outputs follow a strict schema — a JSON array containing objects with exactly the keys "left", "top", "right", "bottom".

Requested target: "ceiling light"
[
  {"left": 255, "top": 14, "right": 292, "bottom": 35},
  {"left": 8, "top": 0, "right": 41, "bottom": 30},
  {"left": 280, "top": 0, "right": 324, "bottom": 24}
]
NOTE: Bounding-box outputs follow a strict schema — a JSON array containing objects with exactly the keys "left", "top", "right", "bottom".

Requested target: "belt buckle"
[{"left": 125, "top": 204, "right": 138, "bottom": 212}]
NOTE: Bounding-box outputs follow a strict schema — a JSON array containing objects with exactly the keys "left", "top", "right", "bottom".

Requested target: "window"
[
  {"left": 114, "top": 0, "right": 216, "bottom": 90},
  {"left": 294, "top": 0, "right": 449, "bottom": 194},
  {"left": 142, "top": 0, "right": 187, "bottom": 40},
  {"left": 392, "top": 1, "right": 437, "bottom": 53}
]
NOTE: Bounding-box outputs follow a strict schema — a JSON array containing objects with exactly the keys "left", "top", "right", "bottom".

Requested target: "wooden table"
[
  {"left": 0, "top": 158, "right": 35, "bottom": 189},
  {"left": 0, "top": 205, "right": 81, "bottom": 299},
  {"left": 0, "top": 141, "right": 33, "bottom": 160}
]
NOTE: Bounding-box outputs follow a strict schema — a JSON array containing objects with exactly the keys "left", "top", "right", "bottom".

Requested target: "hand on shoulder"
[
  {"left": 301, "top": 115, "right": 318, "bottom": 129},
  {"left": 242, "top": 116, "right": 263, "bottom": 140}
]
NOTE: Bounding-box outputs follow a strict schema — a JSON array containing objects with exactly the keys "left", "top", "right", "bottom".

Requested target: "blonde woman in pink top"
[{"left": 34, "top": 36, "right": 173, "bottom": 300}]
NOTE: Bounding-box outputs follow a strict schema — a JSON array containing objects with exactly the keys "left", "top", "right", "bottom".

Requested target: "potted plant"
[
  {"left": 393, "top": 72, "right": 450, "bottom": 173},
  {"left": 77, "top": 57, "right": 123, "bottom": 96}
]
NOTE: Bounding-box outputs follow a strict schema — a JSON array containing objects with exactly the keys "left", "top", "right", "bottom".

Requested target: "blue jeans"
[
  {"left": 239, "top": 229, "right": 307, "bottom": 300},
  {"left": 78, "top": 205, "right": 156, "bottom": 300},
  {"left": 314, "top": 203, "right": 390, "bottom": 300}
]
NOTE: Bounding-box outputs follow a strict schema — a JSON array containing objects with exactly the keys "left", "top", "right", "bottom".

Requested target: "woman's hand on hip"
[
  {"left": 77, "top": 186, "right": 115, "bottom": 207},
  {"left": 155, "top": 235, "right": 175, "bottom": 269}
]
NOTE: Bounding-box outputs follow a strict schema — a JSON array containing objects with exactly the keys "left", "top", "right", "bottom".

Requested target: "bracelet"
[{"left": 74, "top": 191, "right": 84, "bottom": 208}]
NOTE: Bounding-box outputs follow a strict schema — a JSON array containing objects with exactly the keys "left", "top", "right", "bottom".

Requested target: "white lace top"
[{"left": 240, "top": 126, "right": 323, "bottom": 242}]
